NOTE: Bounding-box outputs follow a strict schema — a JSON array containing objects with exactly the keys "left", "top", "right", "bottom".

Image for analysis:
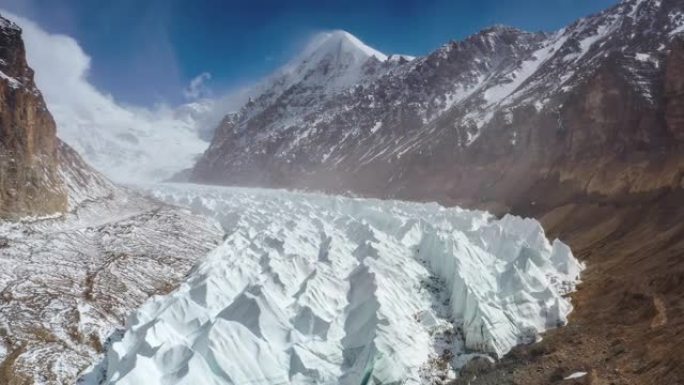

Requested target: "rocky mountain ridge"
[
  {"left": 0, "top": 17, "right": 67, "bottom": 218},
  {"left": 191, "top": 0, "right": 684, "bottom": 215}
]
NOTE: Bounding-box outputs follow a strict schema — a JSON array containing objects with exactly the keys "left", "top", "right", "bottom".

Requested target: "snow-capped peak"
[
  {"left": 272, "top": 29, "right": 390, "bottom": 91},
  {"left": 299, "top": 29, "right": 388, "bottom": 63},
  {"left": 0, "top": 16, "right": 20, "bottom": 31}
]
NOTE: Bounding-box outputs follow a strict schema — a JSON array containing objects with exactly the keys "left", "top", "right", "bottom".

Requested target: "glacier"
[{"left": 87, "top": 183, "right": 583, "bottom": 385}]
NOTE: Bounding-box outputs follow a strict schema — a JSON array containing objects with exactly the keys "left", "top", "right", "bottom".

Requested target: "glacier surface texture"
[{"left": 92, "top": 184, "right": 583, "bottom": 385}]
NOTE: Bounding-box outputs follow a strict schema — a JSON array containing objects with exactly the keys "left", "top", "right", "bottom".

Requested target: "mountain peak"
[
  {"left": 0, "top": 15, "right": 21, "bottom": 32},
  {"left": 476, "top": 24, "right": 537, "bottom": 40},
  {"left": 482, "top": 24, "right": 522, "bottom": 33},
  {"left": 266, "top": 29, "right": 391, "bottom": 92},
  {"left": 302, "top": 29, "right": 388, "bottom": 62}
]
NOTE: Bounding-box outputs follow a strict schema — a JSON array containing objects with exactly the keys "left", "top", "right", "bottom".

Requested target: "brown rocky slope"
[
  {"left": 452, "top": 190, "right": 684, "bottom": 385},
  {"left": 454, "top": 38, "right": 683, "bottom": 385},
  {"left": 0, "top": 17, "right": 66, "bottom": 219}
]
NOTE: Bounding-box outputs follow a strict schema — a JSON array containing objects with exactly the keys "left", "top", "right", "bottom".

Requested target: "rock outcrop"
[{"left": 0, "top": 16, "right": 66, "bottom": 218}]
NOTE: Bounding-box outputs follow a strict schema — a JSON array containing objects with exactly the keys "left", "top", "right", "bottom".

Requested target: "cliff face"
[{"left": 0, "top": 16, "right": 66, "bottom": 219}]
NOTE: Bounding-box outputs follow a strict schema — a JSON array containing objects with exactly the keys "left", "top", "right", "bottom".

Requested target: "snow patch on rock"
[{"left": 0, "top": 68, "right": 21, "bottom": 89}]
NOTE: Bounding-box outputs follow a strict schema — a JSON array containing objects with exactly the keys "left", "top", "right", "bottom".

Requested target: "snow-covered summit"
[
  {"left": 265, "top": 29, "right": 395, "bottom": 94},
  {"left": 0, "top": 16, "right": 20, "bottom": 32},
  {"left": 388, "top": 53, "right": 416, "bottom": 62},
  {"left": 299, "top": 30, "right": 388, "bottom": 63},
  {"left": 199, "top": 29, "right": 411, "bottom": 155}
]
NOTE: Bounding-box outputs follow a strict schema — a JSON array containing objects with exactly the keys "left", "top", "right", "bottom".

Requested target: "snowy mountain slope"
[
  {"left": 86, "top": 183, "right": 582, "bottom": 385},
  {"left": 0, "top": 148, "right": 223, "bottom": 385},
  {"left": 0, "top": 17, "right": 224, "bottom": 384},
  {"left": 278, "top": 30, "right": 389, "bottom": 90},
  {"left": 0, "top": 183, "right": 222, "bottom": 385},
  {"left": 195, "top": 29, "right": 413, "bottom": 173},
  {"left": 191, "top": 25, "right": 551, "bottom": 180},
  {"left": 191, "top": 0, "right": 684, "bottom": 211},
  {"left": 245, "top": 29, "right": 403, "bottom": 111}
]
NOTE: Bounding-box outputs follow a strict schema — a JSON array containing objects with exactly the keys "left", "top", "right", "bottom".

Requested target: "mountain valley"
[{"left": 1, "top": 1, "right": 683, "bottom": 384}]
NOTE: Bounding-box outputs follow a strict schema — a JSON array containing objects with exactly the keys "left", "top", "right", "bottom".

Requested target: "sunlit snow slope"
[{"left": 91, "top": 184, "right": 582, "bottom": 385}]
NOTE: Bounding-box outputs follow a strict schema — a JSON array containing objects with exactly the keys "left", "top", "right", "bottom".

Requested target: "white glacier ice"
[{"left": 87, "top": 183, "right": 583, "bottom": 385}]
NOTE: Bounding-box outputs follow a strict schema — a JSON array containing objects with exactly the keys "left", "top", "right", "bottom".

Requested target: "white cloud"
[
  {"left": 184, "top": 72, "right": 212, "bottom": 100},
  {"left": 0, "top": 10, "right": 248, "bottom": 184}
]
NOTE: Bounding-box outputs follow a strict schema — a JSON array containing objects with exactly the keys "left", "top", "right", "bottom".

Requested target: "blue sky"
[{"left": 2, "top": 0, "right": 618, "bottom": 106}]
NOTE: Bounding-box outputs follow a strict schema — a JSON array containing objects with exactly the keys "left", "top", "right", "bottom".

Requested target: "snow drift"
[{"left": 88, "top": 184, "right": 582, "bottom": 384}]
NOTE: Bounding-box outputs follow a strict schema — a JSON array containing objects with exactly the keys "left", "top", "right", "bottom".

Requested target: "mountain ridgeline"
[{"left": 191, "top": 0, "right": 684, "bottom": 215}]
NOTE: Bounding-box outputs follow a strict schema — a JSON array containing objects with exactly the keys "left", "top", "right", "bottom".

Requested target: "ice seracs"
[{"left": 87, "top": 183, "right": 583, "bottom": 385}]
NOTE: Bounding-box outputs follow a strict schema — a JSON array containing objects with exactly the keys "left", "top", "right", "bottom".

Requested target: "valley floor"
[{"left": 1, "top": 183, "right": 583, "bottom": 385}]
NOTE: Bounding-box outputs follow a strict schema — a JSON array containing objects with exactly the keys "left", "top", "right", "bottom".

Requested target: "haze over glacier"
[{"left": 0, "top": 10, "right": 242, "bottom": 183}]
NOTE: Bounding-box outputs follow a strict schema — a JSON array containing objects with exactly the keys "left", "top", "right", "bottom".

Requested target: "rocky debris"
[
  {"left": 0, "top": 187, "right": 223, "bottom": 385},
  {"left": 451, "top": 356, "right": 496, "bottom": 384},
  {"left": 0, "top": 15, "right": 67, "bottom": 218}
]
